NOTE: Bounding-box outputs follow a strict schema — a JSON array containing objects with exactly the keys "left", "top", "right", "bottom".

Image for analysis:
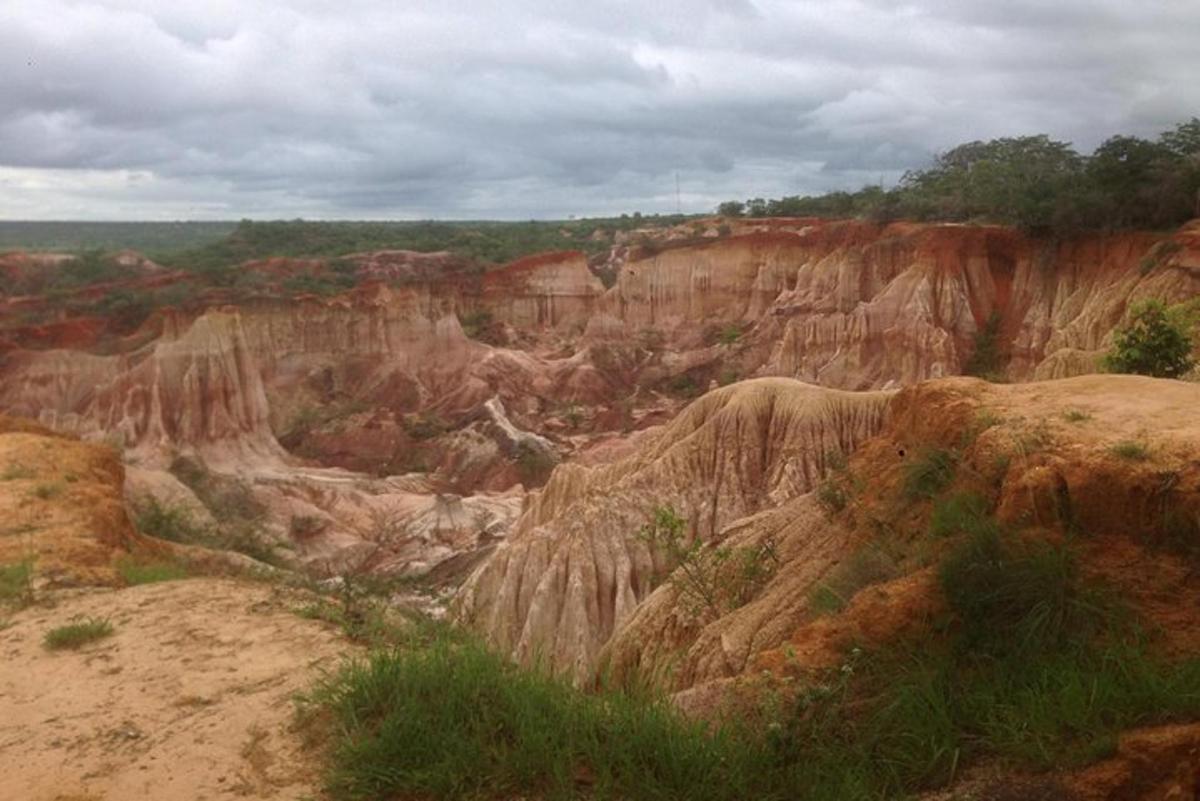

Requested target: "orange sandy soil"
[{"left": 0, "top": 578, "right": 355, "bottom": 801}]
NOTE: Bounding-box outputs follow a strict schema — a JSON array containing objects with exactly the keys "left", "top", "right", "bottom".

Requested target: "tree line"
[{"left": 718, "top": 119, "right": 1200, "bottom": 235}]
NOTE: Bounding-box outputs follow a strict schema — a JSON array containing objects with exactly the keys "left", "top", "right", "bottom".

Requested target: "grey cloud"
[{"left": 0, "top": 0, "right": 1197, "bottom": 220}]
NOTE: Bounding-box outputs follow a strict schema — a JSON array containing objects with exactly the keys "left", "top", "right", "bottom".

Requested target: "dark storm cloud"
[{"left": 1, "top": 0, "right": 1197, "bottom": 219}]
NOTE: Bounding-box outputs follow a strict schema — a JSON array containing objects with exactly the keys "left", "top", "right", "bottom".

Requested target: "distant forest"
[
  {"left": 0, "top": 214, "right": 694, "bottom": 269},
  {"left": 718, "top": 119, "right": 1200, "bottom": 234}
]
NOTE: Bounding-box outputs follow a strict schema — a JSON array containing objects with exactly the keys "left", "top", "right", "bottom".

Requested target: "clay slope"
[
  {"left": 0, "top": 415, "right": 158, "bottom": 586},
  {"left": 454, "top": 378, "right": 891, "bottom": 681}
]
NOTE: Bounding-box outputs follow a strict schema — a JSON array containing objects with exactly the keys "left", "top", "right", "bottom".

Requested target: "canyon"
[{"left": 3, "top": 216, "right": 1200, "bottom": 799}]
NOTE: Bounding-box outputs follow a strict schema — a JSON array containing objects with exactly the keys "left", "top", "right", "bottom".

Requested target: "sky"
[{"left": 2, "top": 0, "right": 1198, "bottom": 220}]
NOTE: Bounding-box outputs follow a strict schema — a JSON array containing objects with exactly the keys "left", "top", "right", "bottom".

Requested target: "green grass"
[
  {"left": 115, "top": 557, "right": 191, "bottom": 585},
  {"left": 0, "top": 464, "right": 35, "bottom": 481},
  {"left": 1110, "top": 440, "right": 1151, "bottom": 461},
  {"left": 928, "top": 492, "right": 992, "bottom": 538},
  {"left": 303, "top": 632, "right": 774, "bottom": 801},
  {"left": 902, "top": 447, "right": 958, "bottom": 501},
  {"left": 44, "top": 616, "right": 114, "bottom": 650},
  {"left": 31, "top": 482, "right": 63, "bottom": 500},
  {"left": 0, "top": 558, "right": 35, "bottom": 606}
]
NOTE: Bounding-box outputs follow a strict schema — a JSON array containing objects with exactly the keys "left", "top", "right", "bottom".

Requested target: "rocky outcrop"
[{"left": 453, "top": 378, "right": 892, "bottom": 681}]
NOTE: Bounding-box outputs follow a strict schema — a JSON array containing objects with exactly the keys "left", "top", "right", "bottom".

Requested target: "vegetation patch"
[
  {"left": 1110, "top": 440, "right": 1151, "bottom": 461},
  {"left": 0, "top": 558, "right": 35, "bottom": 607},
  {"left": 639, "top": 505, "right": 779, "bottom": 620},
  {"left": 301, "top": 631, "right": 769, "bottom": 801},
  {"left": 1063, "top": 408, "right": 1092, "bottom": 423},
  {"left": 116, "top": 556, "right": 191, "bottom": 586},
  {"left": 1104, "top": 299, "right": 1195, "bottom": 378},
  {"left": 902, "top": 447, "right": 958, "bottom": 501},
  {"left": 44, "top": 616, "right": 114, "bottom": 650},
  {"left": 928, "top": 491, "right": 993, "bottom": 538},
  {"left": 964, "top": 312, "right": 1005, "bottom": 380}
]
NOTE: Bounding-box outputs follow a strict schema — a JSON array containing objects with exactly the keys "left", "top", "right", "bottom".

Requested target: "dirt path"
[{"left": 0, "top": 578, "right": 353, "bottom": 801}]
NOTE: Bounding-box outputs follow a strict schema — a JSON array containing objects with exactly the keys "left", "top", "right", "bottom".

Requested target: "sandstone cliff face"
[
  {"left": 0, "top": 311, "right": 282, "bottom": 466},
  {"left": 453, "top": 378, "right": 892, "bottom": 681}
]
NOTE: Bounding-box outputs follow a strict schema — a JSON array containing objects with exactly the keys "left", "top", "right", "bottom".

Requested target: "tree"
[
  {"left": 716, "top": 200, "right": 746, "bottom": 217},
  {"left": 1104, "top": 300, "right": 1195, "bottom": 378}
]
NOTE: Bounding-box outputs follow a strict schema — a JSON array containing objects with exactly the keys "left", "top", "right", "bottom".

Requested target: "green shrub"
[
  {"left": 44, "top": 616, "right": 114, "bottom": 650},
  {"left": 902, "top": 448, "right": 957, "bottom": 501},
  {"left": 32, "top": 482, "right": 63, "bottom": 500},
  {"left": 116, "top": 557, "right": 191, "bottom": 585},
  {"left": 1104, "top": 300, "right": 1195, "bottom": 378},
  {"left": 939, "top": 528, "right": 1105, "bottom": 658},
  {"left": 964, "top": 312, "right": 1004, "bottom": 379},
  {"left": 639, "top": 505, "right": 779, "bottom": 619},
  {"left": 1110, "top": 440, "right": 1151, "bottom": 461},
  {"left": 133, "top": 496, "right": 210, "bottom": 543},
  {"left": 515, "top": 442, "right": 557, "bottom": 487},
  {"left": 1063, "top": 409, "right": 1092, "bottom": 423},
  {"left": 0, "top": 558, "right": 35, "bottom": 606},
  {"left": 717, "top": 324, "right": 742, "bottom": 345},
  {"left": 929, "top": 492, "right": 992, "bottom": 538}
]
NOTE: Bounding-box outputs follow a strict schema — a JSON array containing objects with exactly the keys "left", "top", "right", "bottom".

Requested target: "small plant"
[
  {"left": 32, "top": 482, "right": 64, "bottom": 500},
  {"left": 929, "top": 492, "right": 993, "bottom": 538},
  {"left": 1103, "top": 299, "right": 1195, "bottom": 378},
  {"left": 290, "top": 514, "right": 327, "bottom": 539},
  {"left": 44, "top": 616, "right": 115, "bottom": 650},
  {"left": 458, "top": 309, "right": 501, "bottom": 343},
  {"left": 1063, "top": 409, "right": 1092, "bottom": 423},
  {"left": 0, "top": 558, "right": 35, "bottom": 607},
  {"left": 514, "top": 441, "right": 557, "bottom": 487},
  {"left": 638, "top": 505, "right": 779, "bottom": 619},
  {"left": 902, "top": 447, "right": 957, "bottom": 501},
  {"left": 116, "top": 557, "right": 191, "bottom": 585},
  {"left": 133, "top": 496, "right": 211, "bottom": 543},
  {"left": 1, "top": 464, "right": 34, "bottom": 481},
  {"left": 717, "top": 369, "right": 738, "bottom": 387},
  {"left": 563, "top": 404, "right": 584, "bottom": 428},
  {"left": 717, "top": 324, "right": 742, "bottom": 345},
  {"left": 816, "top": 479, "right": 848, "bottom": 513},
  {"left": 1109, "top": 440, "right": 1151, "bottom": 461}
]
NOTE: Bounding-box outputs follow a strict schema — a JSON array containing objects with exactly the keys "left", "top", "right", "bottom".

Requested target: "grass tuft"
[
  {"left": 0, "top": 558, "right": 35, "bottom": 607},
  {"left": 44, "top": 616, "right": 114, "bottom": 650},
  {"left": 1109, "top": 440, "right": 1151, "bottom": 461},
  {"left": 1063, "top": 409, "right": 1092, "bottom": 423},
  {"left": 902, "top": 447, "right": 958, "bottom": 501},
  {"left": 116, "top": 557, "right": 191, "bottom": 585}
]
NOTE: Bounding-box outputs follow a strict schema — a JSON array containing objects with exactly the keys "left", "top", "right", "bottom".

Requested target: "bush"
[
  {"left": 44, "top": 616, "right": 114, "bottom": 650},
  {"left": 964, "top": 312, "right": 1003, "bottom": 379},
  {"left": 1110, "top": 440, "right": 1151, "bottom": 461},
  {"left": 0, "top": 558, "right": 35, "bottom": 606},
  {"left": 928, "top": 492, "right": 992, "bottom": 538},
  {"left": 1104, "top": 300, "right": 1195, "bottom": 378},
  {"left": 638, "top": 505, "right": 779, "bottom": 619},
  {"left": 902, "top": 448, "right": 957, "bottom": 501}
]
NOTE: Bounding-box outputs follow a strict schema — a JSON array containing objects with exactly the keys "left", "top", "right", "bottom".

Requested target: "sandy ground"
[{"left": 0, "top": 578, "right": 354, "bottom": 801}]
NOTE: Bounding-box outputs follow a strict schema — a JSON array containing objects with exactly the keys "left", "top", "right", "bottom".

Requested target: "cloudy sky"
[{"left": 2, "top": 0, "right": 1198, "bottom": 220}]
